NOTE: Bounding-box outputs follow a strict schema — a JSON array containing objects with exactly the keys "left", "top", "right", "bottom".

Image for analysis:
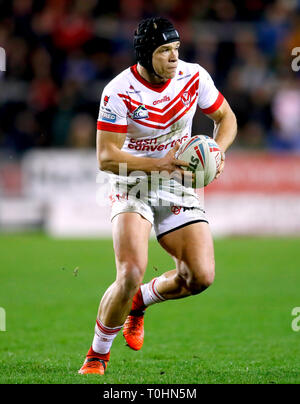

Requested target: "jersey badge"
[
  {"left": 131, "top": 105, "right": 149, "bottom": 120},
  {"left": 181, "top": 91, "right": 191, "bottom": 106}
]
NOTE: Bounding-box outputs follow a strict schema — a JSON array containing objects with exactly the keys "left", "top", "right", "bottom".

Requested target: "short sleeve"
[
  {"left": 197, "top": 65, "right": 224, "bottom": 114},
  {"left": 97, "top": 87, "right": 128, "bottom": 133}
]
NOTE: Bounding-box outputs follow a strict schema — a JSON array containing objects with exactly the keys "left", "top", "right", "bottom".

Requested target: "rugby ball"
[{"left": 176, "top": 135, "right": 222, "bottom": 188}]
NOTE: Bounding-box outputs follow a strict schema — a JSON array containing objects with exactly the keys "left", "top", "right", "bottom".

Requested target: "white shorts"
[{"left": 110, "top": 176, "right": 208, "bottom": 240}]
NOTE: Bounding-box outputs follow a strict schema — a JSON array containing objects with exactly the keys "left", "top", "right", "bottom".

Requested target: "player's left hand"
[{"left": 215, "top": 152, "right": 225, "bottom": 179}]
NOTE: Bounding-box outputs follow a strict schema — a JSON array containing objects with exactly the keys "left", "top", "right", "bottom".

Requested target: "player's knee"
[
  {"left": 116, "top": 260, "right": 145, "bottom": 296},
  {"left": 186, "top": 263, "right": 215, "bottom": 294},
  {"left": 189, "top": 272, "right": 214, "bottom": 294}
]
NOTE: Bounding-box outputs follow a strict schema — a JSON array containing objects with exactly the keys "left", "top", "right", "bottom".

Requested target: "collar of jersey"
[{"left": 130, "top": 64, "right": 172, "bottom": 93}]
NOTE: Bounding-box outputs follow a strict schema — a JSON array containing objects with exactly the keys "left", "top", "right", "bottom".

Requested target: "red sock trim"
[
  {"left": 86, "top": 346, "right": 110, "bottom": 361},
  {"left": 96, "top": 318, "right": 122, "bottom": 335},
  {"left": 151, "top": 278, "right": 165, "bottom": 302}
]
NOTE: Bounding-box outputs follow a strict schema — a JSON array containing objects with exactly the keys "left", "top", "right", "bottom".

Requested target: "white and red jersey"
[{"left": 97, "top": 59, "right": 224, "bottom": 159}]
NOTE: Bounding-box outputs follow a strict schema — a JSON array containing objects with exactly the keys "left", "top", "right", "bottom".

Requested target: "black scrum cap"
[{"left": 134, "top": 17, "right": 180, "bottom": 74}]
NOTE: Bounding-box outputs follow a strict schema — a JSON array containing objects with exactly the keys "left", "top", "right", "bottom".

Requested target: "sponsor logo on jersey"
[
  {"left": 131, "top": 105, "right": 149, "bottom": 120},
  {"left": 181, "top": 91, "right": 191, "bottom": 106},
  {"left": 153, "top": 95, "right": 170, "bottom": 105},
  {"left": 177, "top": 73, "right": 191, "bottom": 81},
  {"left": 100, "top": 106, "right": 112, "bottom": 112},
  {"left": 104, "top": 95, "right": 110, "bottom": 106},
  {"left": 127, "top": 134, "right": 188, "bottom": 152},
  {"left": 128, "top": 84, "right": 141, "bottom": 94},
  {"left": 171, "top": 206, "right": 182, "bottom": 215},
  {"left": 110, "top": 192, "right": 129, "bottom": 205},
  {"left": 100, "top": 111, "right": 117, "bottom": 123},
  {"left": 171, "top": 206, "right": 201, "bottom": 215}
]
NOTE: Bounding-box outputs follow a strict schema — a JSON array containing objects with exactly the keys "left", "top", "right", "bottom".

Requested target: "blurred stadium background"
[
  {"left": 1, "top": 0, "right": 300, "bottom": 385},
  {"left": 0, "top": 0, "right": 300, "bottom": 237}
]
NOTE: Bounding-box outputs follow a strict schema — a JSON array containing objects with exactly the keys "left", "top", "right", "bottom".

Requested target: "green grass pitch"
[{"left": 0, "top": 233, "right": 299, "bottom": 384}]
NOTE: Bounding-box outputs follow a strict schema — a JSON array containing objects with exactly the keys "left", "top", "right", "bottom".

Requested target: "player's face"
[{"left": 152, "top": 41, "right": 180, "bottom": 80}]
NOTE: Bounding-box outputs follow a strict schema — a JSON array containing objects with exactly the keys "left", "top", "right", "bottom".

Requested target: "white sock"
[
  {"left": 92, "top": 319, "right": 123, "bottom": 354},
  {"left": 140, "top": 277, "right": 166, "bottom": 307}
]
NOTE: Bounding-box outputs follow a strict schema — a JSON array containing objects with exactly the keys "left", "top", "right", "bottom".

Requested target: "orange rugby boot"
[
  {"left": 78, "top": 348, "right": 110, "bottom": 375},
  {"left": 123, "top": 288, "right": 146, "bottom": 351}
]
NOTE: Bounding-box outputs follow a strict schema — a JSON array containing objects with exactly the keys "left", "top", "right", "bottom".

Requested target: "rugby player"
[{"left": 78, "top": 17, "right": 237, "bottom": 375}]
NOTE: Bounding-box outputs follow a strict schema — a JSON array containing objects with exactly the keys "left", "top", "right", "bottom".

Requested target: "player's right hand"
[
  {"left": 157, "top": 142, "right": 194, "bottom": 185},
  {"left": 157, "top": 142, "right": 187, "bottom": 173}
]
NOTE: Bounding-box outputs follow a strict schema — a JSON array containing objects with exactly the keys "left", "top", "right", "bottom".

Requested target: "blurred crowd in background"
[{"left": 0, "top": 0, "right": 300, "bottom": 156}]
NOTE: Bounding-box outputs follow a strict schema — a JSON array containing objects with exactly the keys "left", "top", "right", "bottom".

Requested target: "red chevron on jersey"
[
  {"left": 123, "top": 81, "right": 198, "bottom": 124},
  {"left": 118, "top": 71, "right": 199, "bottom": 114},
  {"left": 122, "top": 96, "right": 197, "bottom": 130},
  {"left": 120, "top": 82, "right": 198, "bottom": 126},
  {"left": 118, "top": 75, "right": 199, "bottom": 129}
]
